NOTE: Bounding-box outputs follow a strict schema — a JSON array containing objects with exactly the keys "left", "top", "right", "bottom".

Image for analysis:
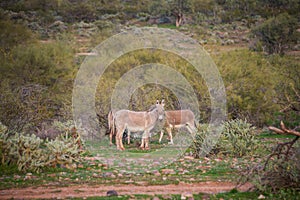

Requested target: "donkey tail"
[{"left": 107, "top": 110, "right": 115, "bottom": 136}]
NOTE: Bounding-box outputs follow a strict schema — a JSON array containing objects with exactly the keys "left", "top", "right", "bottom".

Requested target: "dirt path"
[{"left": 0, "top": 182, "right": 252, "bottom": 199}]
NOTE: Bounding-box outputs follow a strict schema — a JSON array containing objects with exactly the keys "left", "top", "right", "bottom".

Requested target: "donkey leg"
[
  {"left": 140, "top": 138, "right": 145, "bottom": 150},
  {"left": 166, "top": 127, "right": 173, "bottom": 145},
  {"left": 117, "top": 128, "right": 125, "bottom": 150},
  {"left": 159, "top": 130, "right": 164, "bottom": 143},
  {"left": 140, "top": 131, "right": 147, "bottom": 149},
  {"left": 144, "top": 131, "right": 150, "bottom": 150},
  {"left": 115, "top": 130, "right": 120, "bottom": 150},
  {"left": 109, "top": 132, "right": 113, "bottom": 146},
  {"left": 145, "top": 137, "right": 150, "bottom": 150},
  {"left": 119, "top": 133, "right": 125, "bottom": 150},
  {"left": 127, "top": 130, "right": 131, "bottom": 144}
]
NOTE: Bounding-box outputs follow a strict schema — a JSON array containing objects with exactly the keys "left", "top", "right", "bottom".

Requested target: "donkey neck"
[{"left": 146, "top": 107, "right": 159, "bottom": 124}]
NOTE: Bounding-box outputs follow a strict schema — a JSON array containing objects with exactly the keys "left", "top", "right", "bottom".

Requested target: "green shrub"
[
  {"left": 251, "top": 13, "right": 299, "bottom": 55},
  {"left": 0, "top": 40, "right": 75, "bottom": 131},
  {"left": 0, "top": 19, "right": 35, "bottom": 52},
  {"left": 215, "top": 50, "right": 279, "bottom": 126}
]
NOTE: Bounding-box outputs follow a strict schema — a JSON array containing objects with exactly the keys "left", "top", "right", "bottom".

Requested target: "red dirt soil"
[{"left": 0, "top": 182, "right": 252, "bottom": 199}]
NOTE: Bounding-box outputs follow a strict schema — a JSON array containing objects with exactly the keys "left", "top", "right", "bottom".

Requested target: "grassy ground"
[{"left": 0, "top": 130, "right": 299, "bottom": 199}]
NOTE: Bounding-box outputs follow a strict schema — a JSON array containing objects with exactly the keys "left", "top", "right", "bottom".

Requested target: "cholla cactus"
[
  {"left": 45, "top": 130, "right": 83, "bottom": 169},
  {"left": 14, "top": 133, "right": 46, "bottom": 172},
  {"left": 1, "top": 121, "right": 84, "bottom": 172},
  {"left": 0, "top": 122, "right": 10, "bottom": 164},
  {"left": 220, "top": 119, "right": 258, "bottom": 157},
  {"left": 52, "top": 120, "right": 75, "bottom": 132}
]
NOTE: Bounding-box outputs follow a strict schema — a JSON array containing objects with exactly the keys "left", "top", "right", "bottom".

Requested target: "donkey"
[
  {"left": 159, "top": 110, "right": 196, "bottom": 144},
  {"left": 112, "top": 100, "right": 165, "bottom": 150}
]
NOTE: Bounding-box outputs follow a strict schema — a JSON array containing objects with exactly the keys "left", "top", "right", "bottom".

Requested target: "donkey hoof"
[{"left": 117, "top": 147, "right": 125, "bottom": 151}]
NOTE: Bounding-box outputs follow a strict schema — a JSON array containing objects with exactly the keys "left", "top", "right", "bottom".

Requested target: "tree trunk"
[{"left": 175, "top": 12, "right": 183, "bottom": 27}]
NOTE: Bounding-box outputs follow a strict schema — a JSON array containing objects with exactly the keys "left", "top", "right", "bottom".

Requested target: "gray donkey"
[{"left": 111, "top": 100, "right": 165, "bottom": 150}]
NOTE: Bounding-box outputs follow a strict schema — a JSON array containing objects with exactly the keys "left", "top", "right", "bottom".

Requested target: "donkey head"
[{"left": 155, "top": 99, "right": 165, "bottom": 121}]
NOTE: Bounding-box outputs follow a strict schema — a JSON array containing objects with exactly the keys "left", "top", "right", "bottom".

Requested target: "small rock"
[
  {"left": 153, "top": 170, "right": 161, "bottom": 176},
  {"left": 102, "top": 172, "right": 113, "bottom": 178},
  {"left": 111, "top": 174, "right": 116, "bottom": 178},
  {"left": 125, "top": 179, "right": 134, "bottom": 184},
  {"left": 184, "top": 156, "right": 194, "bottom": 160},
  {"left": 161, "top": 169, "right": 175, "bottom": 175},
  {"left": 162, "top": 195, "right": 172, "bottom": 199},
  {"left": 47, "top": 173, "right": 56, "bottom": 177},
  {"left": 78, "top": 164, "right": 84, "bottom": 168},
  {"left": 92, "top": 173, "right": 100, "bottom": 178},
  {"left": 106, "top": 190, "right": 118, "bottom": 196},
  {"left": 181, "top": 192, "right": 194, "bottom": 200},
  {"left": 258, "top": 194, "right": 265, "bottom": 199},
  {"left": 13, "top": 175, "right": 21, "bottom": 179}
]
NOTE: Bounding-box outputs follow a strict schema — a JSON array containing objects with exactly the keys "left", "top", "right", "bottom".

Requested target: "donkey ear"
[
  {"left": 161, "top": 99, "right": 165, "bottom": 106},
  {"left": 156, "top": 100, "right": 159, "bottom": 104}
]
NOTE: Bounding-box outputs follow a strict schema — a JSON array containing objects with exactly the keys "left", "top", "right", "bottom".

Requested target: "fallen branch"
[
  {"left": 268, "top": 121, "right": 300, "bottom": 137},
  {"left": 265, "top": 121, "right": 299, "bottom": 168},
  {"left": 237, "top": 121, "right": 300, "bottom": 191}
]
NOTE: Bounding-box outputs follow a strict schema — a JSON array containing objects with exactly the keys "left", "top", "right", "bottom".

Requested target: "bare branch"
[{"left": 268, "top": 121, "right": 300, "bottom": 137}]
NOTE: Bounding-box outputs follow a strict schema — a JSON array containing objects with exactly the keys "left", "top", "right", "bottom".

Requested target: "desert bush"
[
  {"left": 192, "top": 119, "right": 258, "bottom": 158},
  {"left": 44, "top": 130, "right": 83, "bottom": 170},
  {"left": 0, "top": 124, "right": 84, "bottom": 172},
  {"left": 251, "top": 13, "right": 298, "bottom": 55},
  {"left": 0, "top": 39, "right": 75, "bottom": 132},
  {"left": 267, "top": 55, "right": 300, "bottom": 127},
  {"left": 239, "top": 138, "right": 300, "bottom": 192},
  {"left": 191, "top": 124, "right": 212, "bottom": 158},
  {"left": 0, "top": 127, "right": 47, "bottom": 172},
  {"left": 0, "top": 122, "right": 10, "bottom": 164},
  {"left": 0, "top": 19, "right": 35, "bottom": 52},
  {"left": 59, "top": 2, "right": 97, "bottom": 23},
  {"left": 219, "top": 119, "right": 258, "bottom": 157},
  {"left": 214, "top": 50, "right": 279, "bottom": 126},
  {"left": 14, "top": 133, "right": 46, "bottom": 172}
]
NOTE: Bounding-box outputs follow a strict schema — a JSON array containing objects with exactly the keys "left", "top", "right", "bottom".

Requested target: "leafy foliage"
[
  {"left": 0, "top": 19, "right": 35, "bottom": 52},
  {"left": 251, "top": 13, "right": 299, "bottom": 55},
  {"left": 215, "top": 50, "right": 279, "bottom": 125},
  {"left": 0, "top": 34, "right": 75, "bottom": 131}
]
